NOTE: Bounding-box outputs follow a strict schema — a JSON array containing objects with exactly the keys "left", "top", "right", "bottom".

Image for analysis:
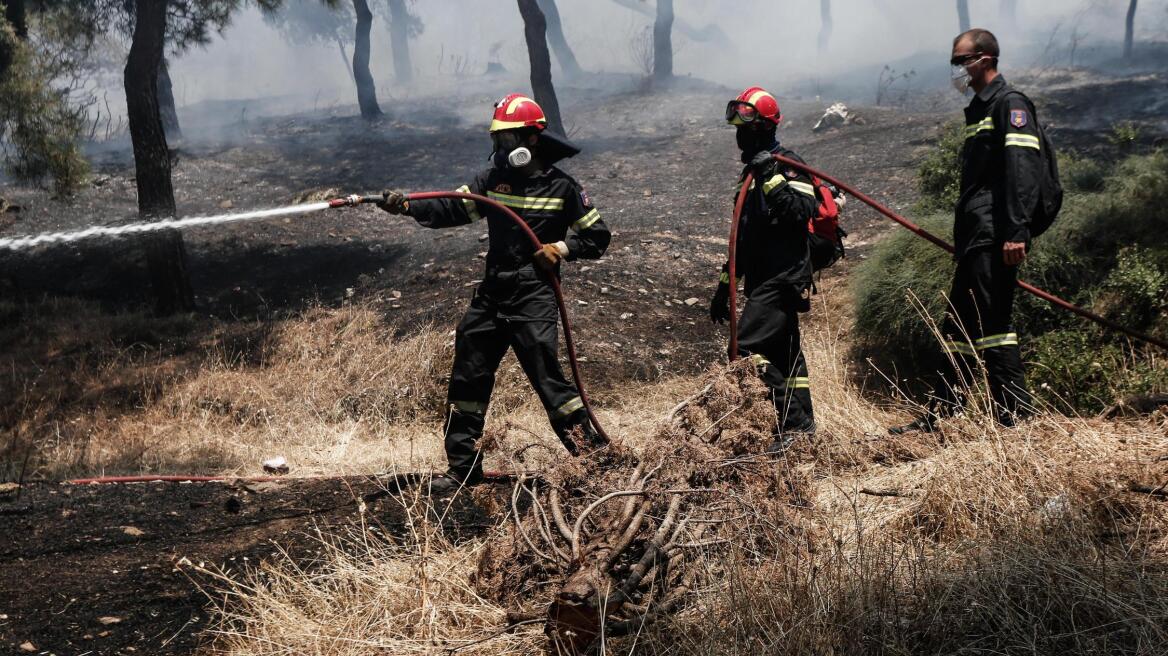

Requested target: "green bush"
[
  {"left": 852, "top": 213, "right": 954, "bottom": 380},
  {"left": 0, "top": 21, "right": 88, "bottom": 194},
  {"left": 914, "top": 120, "right": 964, "bottom": 214},
  {"left": 854, "top": 144, "right": 1168, "bottom": 413},
  {"left": 1060, "top": 153, "right": 1107, "bottom": 193}
]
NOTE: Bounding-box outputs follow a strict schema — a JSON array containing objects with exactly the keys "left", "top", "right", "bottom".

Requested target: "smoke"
[{"left": 76, "top": 0, "right": 1168, "bottom": 134}]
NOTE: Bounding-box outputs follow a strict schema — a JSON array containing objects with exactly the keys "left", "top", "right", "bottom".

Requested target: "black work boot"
[
  {"left": 888, "top": 414, "right": 938, "bottom": 435},
  {"left": 428, "top": 462, "right": 484, "bottom": 497},
  {"left": 765, "top": 424, "right": 814, "bottom": 457},
  {"left": 554, "top": 409, "right": 608, "bottom": 456},
  {"left": 765, "top": 433, "right": 797, "bottom": 456}
]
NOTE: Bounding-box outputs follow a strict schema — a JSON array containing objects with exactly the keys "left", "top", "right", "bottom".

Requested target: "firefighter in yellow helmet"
[{"left": 378, "top": 94, "right": 611, "bottom": 493}]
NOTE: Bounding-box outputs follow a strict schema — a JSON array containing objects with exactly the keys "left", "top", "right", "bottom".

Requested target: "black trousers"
[
  {"left": 443, "top": 283, "right": 590, "bottom": 478},
  {"left": 736, "top": 282, "right": 815, "bottom": 435},
  {"left": 935, "top": 247, "right": 1032, "bottom": 420}
]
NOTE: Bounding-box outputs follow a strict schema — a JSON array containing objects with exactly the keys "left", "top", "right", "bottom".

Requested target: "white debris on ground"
[{"left": 813, "top": 103, "right": 866, "bottom": 132}]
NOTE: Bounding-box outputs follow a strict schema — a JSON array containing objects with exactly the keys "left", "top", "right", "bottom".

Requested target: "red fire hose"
[
  {"left": 727, "top": 155, "right": 1168, "bottom": 358},
  {"left": 68, "top": 190, "right": 608, "bottom": 486},
  {"left": 66, "top": 472, "right": 517, "bottom": 485},
  {"left": 404, "top": 190, "right": 610, "bottom": 443}
]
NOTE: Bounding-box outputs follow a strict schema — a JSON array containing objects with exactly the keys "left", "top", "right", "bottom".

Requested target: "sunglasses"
[
  {"left": 725, "top": 101, "right": 759, "bottom": 125},
  {"left": 950, "top": 53, "right": 986, "bottom": 67}
]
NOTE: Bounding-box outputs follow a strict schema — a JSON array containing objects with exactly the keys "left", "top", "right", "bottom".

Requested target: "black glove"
[
  {"left": 377, "top": 189, "right": 409, "bottom": 215},
  {"left": 710, "top": 280, "right": 731, "bottom": 324},
  {"left": 749, "top": 150, "right": 774, "bottom": 172}
]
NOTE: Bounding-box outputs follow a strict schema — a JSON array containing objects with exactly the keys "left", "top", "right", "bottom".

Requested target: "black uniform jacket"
[
  {"left": 956, "top": 75, "right": 1044, "bottom": 257},
  {"left": 733, "top": 146, "right": 820, "bottom": 297},
  {"left": 407, "top": 166, "right": 611, "bottom": 321}
]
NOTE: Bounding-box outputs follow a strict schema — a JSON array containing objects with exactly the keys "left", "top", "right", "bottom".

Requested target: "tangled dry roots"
[{"left": 474, "top": 360, "right": 815, "bottom": 654}]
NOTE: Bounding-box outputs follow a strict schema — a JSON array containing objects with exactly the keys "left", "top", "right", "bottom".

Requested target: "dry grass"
[
  {"left": 3, "top": 290, "right": 1166, "bottom": 655},
  {"left": 189, "top": 490, "right": 547, "bottom": 655},
  {"left": 1, "top": 298, "right": 692, "bottom": 480}
]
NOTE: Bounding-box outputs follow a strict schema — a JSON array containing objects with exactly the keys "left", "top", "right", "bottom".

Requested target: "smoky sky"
[{"left": 145, "top": 0, "right": 1168, "bottom": 117}]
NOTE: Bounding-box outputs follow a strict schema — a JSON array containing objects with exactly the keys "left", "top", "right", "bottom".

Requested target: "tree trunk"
[
  {"left": 1124, "top": 0, "right": 1138, "bottom": 60},
  {"left": 516, "top": 0, "right": 563, "bottom": 134},
  {"left": 607, "top": 0, "right": 730, "bottom": 47},
  {"left": 386, "top": 0, "right": 413, "bottom": 83},
  {"left": 957, "top": 0, "right": 970, "bottom": 32},
  {"left": 653, "top": 0, "right": 673, "bottom": 82},
  {"left": 125, "top": 0, "right": 194, "bottom": 315},
  {"left": 335, "top": 36, "right": 355, "bottom": 84},
  {"left": 818, "top": 0, "right": 832, "bottom": 53},
  {"left": 5, "top": 0, "right": 25, "bottom": 38},
  {"left": 536, "top": 0, "right": 581, "bottom": 79},
  {"left": 157, "top": 56, "right": 182, "bottom": 141},
  {"left": 351, "top": 0, "right": 382, "bottom": 119},
  {"left": 0, "top": 0, "right": 26, "bottom": 78}
]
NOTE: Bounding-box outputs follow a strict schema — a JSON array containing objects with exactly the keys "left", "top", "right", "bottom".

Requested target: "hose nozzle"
[{"left": 328, "top": 194, "right": 384, "bottom": 208}]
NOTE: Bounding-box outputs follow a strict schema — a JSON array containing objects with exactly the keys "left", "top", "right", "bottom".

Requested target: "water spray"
[
  {"left": 0, "top": 189, "right": 611, "bottom": 444},
  {"left": 0, "top": 194, "right": 390, "bottom": 252}
]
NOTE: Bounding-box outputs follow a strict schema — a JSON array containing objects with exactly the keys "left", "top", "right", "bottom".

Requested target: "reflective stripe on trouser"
[
  {"left": 736, "top": 284, "right": 814, "bottom": 434},
  {"left": 443, "top": 293, "right": 586, "bottom": 474},
  {"left": 934, "top": 247, "right": 1031, "bottom": 419}
]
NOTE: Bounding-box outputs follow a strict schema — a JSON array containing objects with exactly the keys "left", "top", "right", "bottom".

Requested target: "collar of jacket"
[{"left": 973, "top": 74, "right": 1008, "bottom": 104}]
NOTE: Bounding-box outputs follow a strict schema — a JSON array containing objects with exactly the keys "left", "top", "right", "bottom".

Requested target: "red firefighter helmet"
[
  {"left": 726, "top": 86, "right": 782, "bottom": 126},
  {"left": 490, "top": 93, "right": 548, "bottom": 133}
]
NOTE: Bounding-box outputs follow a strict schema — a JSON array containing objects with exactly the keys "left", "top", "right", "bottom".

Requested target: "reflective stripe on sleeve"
[
  {"left": 486, "top": 190, "right": 565, "bottom": 211},
  {"left": 785, "top": 376, "right": 810, "bottom": 390},
  {"left": 761, "top": 174, "right": 787, "bottom": 194},
  {"left": 455, "top": 185, "right": 483, "bottom": 221},
  {"left": 1004, "top": 133, "right": 1040, "bottom": 150},
  {"left": 719, "top": 271, "right": 731, "bottom": 284},
  {"left": 570, "top": 208, "right": 601, "bottom": 232},
  {"left": 787, "top": 180, "right": 817, "bottom": 197},
  {"left": 749, "top": 354, "right": 771, "bottom": 369},
  {"left": 965, "top": 117, "right": 994, "bottom": 137},
  {"left": 551, "top": 396, "right": 584, "bottom": 419},
  {"left": 975, "top": 332, "right": 1019, "bottom": 350}
]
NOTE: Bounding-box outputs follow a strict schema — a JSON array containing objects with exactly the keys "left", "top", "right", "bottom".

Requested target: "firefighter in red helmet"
[
  {"left": 710, "top": 86, "right": 820, "bottom": 454},
  {"left": 378, "top": 94, "right": 611, "bottom": 494}
]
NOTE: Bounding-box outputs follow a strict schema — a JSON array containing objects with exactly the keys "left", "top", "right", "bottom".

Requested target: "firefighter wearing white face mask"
[
  {"left": 378, "top": 94, "right": 611, "bottom": 492},
  {"left": 892, "top": 29, "right": 1054, "bottom": 435}
]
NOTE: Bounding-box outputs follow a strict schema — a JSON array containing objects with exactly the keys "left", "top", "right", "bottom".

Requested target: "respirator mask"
[
  {"left": 491, "top": 131, "right": 534, "bottom": 170},
  {"left": 949, "top": 53, "right": 988, "bottom": 95},
  {"left": 736, "top": 125, "right": 777, "bottom": 162}
]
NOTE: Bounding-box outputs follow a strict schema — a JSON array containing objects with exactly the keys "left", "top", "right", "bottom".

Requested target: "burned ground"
[{"left": 1, "top": 71, "right": 1166, "bottom": 654}]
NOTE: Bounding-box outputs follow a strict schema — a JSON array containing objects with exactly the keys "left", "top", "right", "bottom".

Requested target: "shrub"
[
  {"left": 0, "top": 20, "right": 89, "bottom": 194},
  {"left": 854, "top": 141, "right": 1168, "bottom": 412},
  {"left": 914, "top": 120, "right": 964, "bottom": 214}
]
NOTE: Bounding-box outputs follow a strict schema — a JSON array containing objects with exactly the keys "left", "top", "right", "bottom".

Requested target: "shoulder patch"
[
  {"left": 1009, "top": 109, "right": 1029, "bottom": 128},
  {"left": 580, "top": 189, "right": 592, "bottom": 208},
  {"left": 494, "top": 183, "right": 512, "bottom": 194}
]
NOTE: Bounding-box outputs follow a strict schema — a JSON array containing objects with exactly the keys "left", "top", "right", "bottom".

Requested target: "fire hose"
[
  {"left": 68, "top": 189, "right": 609, "bottom": 486},
  {"left": 727, "top": 155, "right": 1168, "bottom": 360}
]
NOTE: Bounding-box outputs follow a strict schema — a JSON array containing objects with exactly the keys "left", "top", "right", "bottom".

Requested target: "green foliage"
[
  {"left": 852, "top": 213, "right": 954, "bottom": 378},
  {"left": 914, "top": 120, "right": 964, "bottom": 214},
  {"left": 854, "top": 145, "right": 1168, "bottom": 413},
  {"left": 1059, "top": 153, "right": 1106, "bottom": 193},
  {"left": 0, "top": 21, "right": 89, "bottom": 194},
  {"left": 1107, "top": 121, "right": 1141, "bottom": 152}
]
